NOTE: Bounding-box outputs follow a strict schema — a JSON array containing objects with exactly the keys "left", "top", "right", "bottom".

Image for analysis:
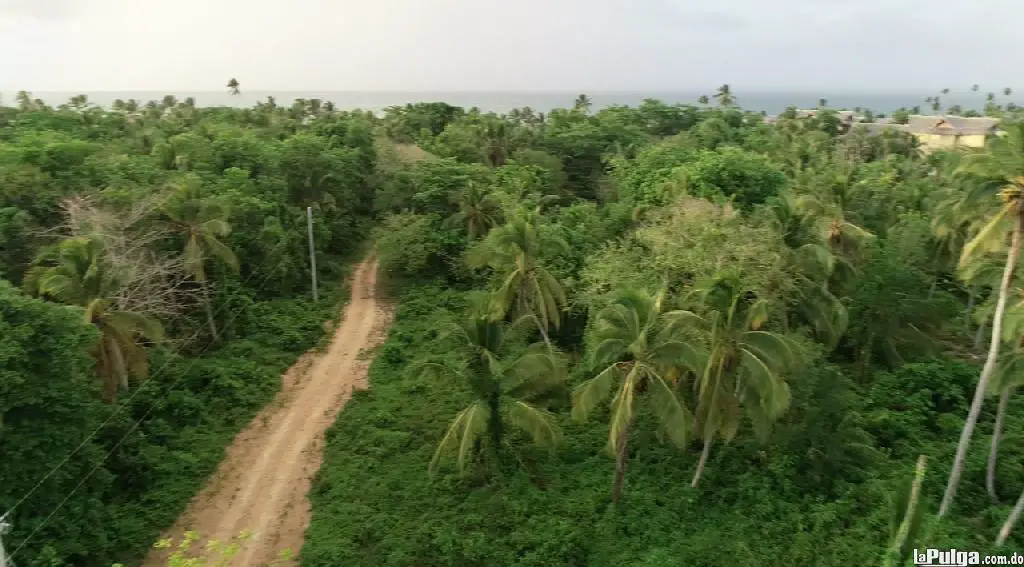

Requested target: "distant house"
[
  {"left": 847, "top": 123, "right": 905, "bottom": 137},
  {"left": 904, "top": 116, "right": 998, "bottom": 151}
]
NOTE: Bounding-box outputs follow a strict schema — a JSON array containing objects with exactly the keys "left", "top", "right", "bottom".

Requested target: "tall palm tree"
[
  {"left": 715, "top": 85, "right": 735, "bottom": 107},
  {"left": 681, "top": 273, "right": 797, "bottom": 487},
  {"left": 412, "top": 312, "right": 565, "bottom": 473},
  {"left": 161, "top": 179, "right": 238, "bottom": 340},
  {"left": 939, "top": 122, "right": 1024, "bottom": 518},
  {"left": 985, "top": 342, "right": 1024, "bottom": 500},
  {"left": 226, "top": 78, "right": 241, "bottom": 96},
  {"left": 443, "top": 182, "right": 501, "bottom": 240},
  {"left": 572, "top": 289, "right": 702, "bottom": 503},
  {"left": 468, "top": 216, "right": 568, "bottom": 345},
  {"left": 24, "top": 237, "right": 164, "bottom": 402},
  {"left": 698, "top": 95, "right": 710, "bottom": 105},
  {"left": 573, "top": 94, "right": 592, "bottom": 113}
]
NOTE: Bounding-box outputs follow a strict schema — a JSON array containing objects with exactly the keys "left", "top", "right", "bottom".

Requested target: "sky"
[{"left": 0, "top": 0, "right": 1018, "bottom": 92}]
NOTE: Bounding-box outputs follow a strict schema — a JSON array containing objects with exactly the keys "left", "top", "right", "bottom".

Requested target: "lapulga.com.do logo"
[{"left": 914, "top": 548, "right": 1024, "bottom": 566}]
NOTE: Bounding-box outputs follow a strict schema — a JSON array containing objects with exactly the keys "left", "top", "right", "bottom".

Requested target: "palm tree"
[
  {"left": 24, "top": 237, "right": 164, "bottom": 402},
  {"left": 715, "top": 85, "right": 735, "bottom": 107},
  {"left": 795, "top": 176, "right": 876, "bottom": 285},
  {"left": 939, "top": 122, "right": 1024, "bottom": 518},
  {"left": 698, "top": 95, "right": 710, "bottom": 105},
  {"left": 443, "top": 182, "right": 501, "bottom": 240},
  {"left": 468, "top": 216, "right": 568, "bottom": 345},
  {"left": 769, "top": 191, "right": 849, "bottom": 347},
  {"left": 572, "top": 289, "right": 702, "bottom": 503},
  {"left": 942, "top": 88, "right": 951, "bottom": 95},
  {"left": 972, "top": 84, "right": 981, "bottom": 93},
  {"left": 412, "top": 312, "right": 565, "bottom": 473},
  {"left": 483, "top": 119, "right": 510, "bottom": 167},
  {"left": 1004, "top": 88, "right": 1014, "bottom": 98},
  {"left": 997, "top": 490, "right": 1024, "bottom": 546},
  {"left": 226, "top": 78, "right": 241, "bottom": 96},
  {"left": 883, "top": 455, "right": 929, "bottom": 566},
  {"left": 682, "top": 273, "right": 796, "bottom": 487},
  {"left": 161, "top": 179, "right": 238, "bottom": 340},
  {"left": 573, "top": 94, "right": 592, "bottom": 113},
  {"left": 818, "top": 98, "right": 828, "bottom": 108},
  {"left": 985, "top": 342, "right": 1024, "bottom": 500}
]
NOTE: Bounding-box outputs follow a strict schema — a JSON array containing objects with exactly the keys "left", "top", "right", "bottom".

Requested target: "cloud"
[
  {"left": 0, "top": 0, "right": 74, "bottom": 21},
  {"left": 0, "top": 0, "right": 1019, "bottom": 92}
]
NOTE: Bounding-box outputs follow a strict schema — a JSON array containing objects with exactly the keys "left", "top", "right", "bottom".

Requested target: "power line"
[{"left": 4, "top": 235, "right": 301, "bottom": 560}]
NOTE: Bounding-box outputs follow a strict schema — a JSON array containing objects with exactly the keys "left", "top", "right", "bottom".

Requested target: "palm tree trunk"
[
  {"left": 997, "top": 489, "right": 1024, "bottom": 546},
  {"left": 885, "top": 455, "right": 928, "bottom": 567},
  {"left": 940, "top": 212, "right": 1024, "bottom": 518},
  {"left": 965, "top": 282, "right": 977, "bottom": 333},
  {"left": 487, "top": 393, "right": 503, "bottom": 454},
  {"left": 611, "top": 417, "right": 633, "bottom": 504},
  {"left": 975, "top": 316, "right": 988, "bottom": 351},
  {"left": 691, "top": 436, "right": 713, "bottom": 488},
  {"left": 987, "top": 386, "right": 1014, "bottom": 500},
  {"left": 204, "top": 289, "right": 219, "bottom": 342}
]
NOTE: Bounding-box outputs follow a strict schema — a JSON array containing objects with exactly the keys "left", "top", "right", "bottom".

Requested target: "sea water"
[{"left": 0, "top": 90, "right": 1009, "bottom": 115}]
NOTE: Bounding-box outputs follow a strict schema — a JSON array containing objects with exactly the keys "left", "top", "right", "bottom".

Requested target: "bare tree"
[{"left": 60, "top": 195, "right": 203, "bottom": 326}]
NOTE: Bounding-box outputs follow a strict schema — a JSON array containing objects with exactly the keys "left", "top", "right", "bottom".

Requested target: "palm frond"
[
  {"left": 961, "top": 204, "right": 1012, "bottom": 268},
  {"left": 429, "top": 401, "right": 488, "bottom": 474},
  {"left": 645, "top": 369, "right": 691, "bottom": 448},
  {"left": 507, "top": 401, "right": 563, "bottom": 449},
  {"left": 607, "top": 370, "right": 639, "bottom": 452},
  {"left": 571, "top": 364, "right": 621, "bottom": 422}
]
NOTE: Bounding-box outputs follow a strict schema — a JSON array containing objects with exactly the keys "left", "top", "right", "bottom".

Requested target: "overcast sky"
[{"left": 0, "top": 0, "right": 1018, "bottom": 92}]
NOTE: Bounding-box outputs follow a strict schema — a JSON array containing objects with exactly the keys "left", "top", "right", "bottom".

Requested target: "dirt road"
[{"left": 145, "top": 258, "right": 391, "bottom": 566}]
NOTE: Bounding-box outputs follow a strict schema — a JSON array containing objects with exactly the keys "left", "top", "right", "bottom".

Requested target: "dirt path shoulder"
[{"left": 145, "top": 257, "right": 392, "bottom": 566}]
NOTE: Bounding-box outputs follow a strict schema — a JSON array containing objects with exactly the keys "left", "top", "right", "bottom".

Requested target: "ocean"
[{"left": 0, "top": 90, "right": 1010, "bottom": 116}]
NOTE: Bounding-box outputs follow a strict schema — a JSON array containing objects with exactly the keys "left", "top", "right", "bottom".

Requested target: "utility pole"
[
  {"left": 306, "top": 206, "right": 318, "bottom": 301},
  {"left": 0, "top": 512, "right": 11, "bottom": 567}
]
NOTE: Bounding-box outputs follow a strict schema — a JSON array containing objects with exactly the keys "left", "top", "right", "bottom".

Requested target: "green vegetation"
[
  {"left": 306, "top": 97, "right": 1024, "bottom": 566},
  {"left": 3, "top": 91, "right": 1024, "bottom": 566},
  {"left": 0, "top": 92, "right": 373, "bottom": 566}
]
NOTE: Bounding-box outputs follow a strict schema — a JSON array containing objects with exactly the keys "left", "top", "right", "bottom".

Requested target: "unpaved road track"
[{"left": 145, "top": 257, "right": 391, "bottom": 566}]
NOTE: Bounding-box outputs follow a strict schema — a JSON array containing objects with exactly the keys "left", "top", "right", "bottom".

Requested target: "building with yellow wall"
[{"left": 905, "top": 116, "right": 998, "bottom": 151}]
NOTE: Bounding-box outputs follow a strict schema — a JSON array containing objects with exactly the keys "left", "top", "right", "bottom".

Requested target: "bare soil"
[{"left": 145, "top": 257, "right": 392, "bottom": 566}]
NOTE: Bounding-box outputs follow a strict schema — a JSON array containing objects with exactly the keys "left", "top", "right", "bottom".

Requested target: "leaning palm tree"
[
  {"left": 161, "top": 179, "right": 238, "bottom": 340},
  {"left": 985, "top": 342, "right": 1024, "bottom": 500},
  {"left": 468, "top": 216, "right": 568, "bottom": 345},
  {"left": 939, "top": 122, "right": 1024, "bottom": 518},
  {"left": 24, "top": 236, "right": 164, "bottom": 402},
  {"left": 883, "top": 455, "right": 929, "bottom": 567},
  {"left": 443, "top": 182, "right": 502, "bottom": 240},
  {"left": 682, "top": 273, "right": 797, "bottom": 487},
  {"left": 997, "top": 490, "right": 1024, "bottom": 546},
  {"left": 572, "top": 289, "right": 703, "bottom": 503},
  {"left": 412, "top": 311, "right": 565, "bottom": 474}
]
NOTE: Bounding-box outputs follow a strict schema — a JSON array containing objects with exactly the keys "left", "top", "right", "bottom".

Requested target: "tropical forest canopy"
[{"left": 0, "top": 85, "right": 1023, "bottom": 566}]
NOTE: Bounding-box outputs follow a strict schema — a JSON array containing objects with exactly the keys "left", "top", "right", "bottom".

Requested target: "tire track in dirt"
[{"left": 145, "top": 257, "right": 392, "bottom": 566}]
